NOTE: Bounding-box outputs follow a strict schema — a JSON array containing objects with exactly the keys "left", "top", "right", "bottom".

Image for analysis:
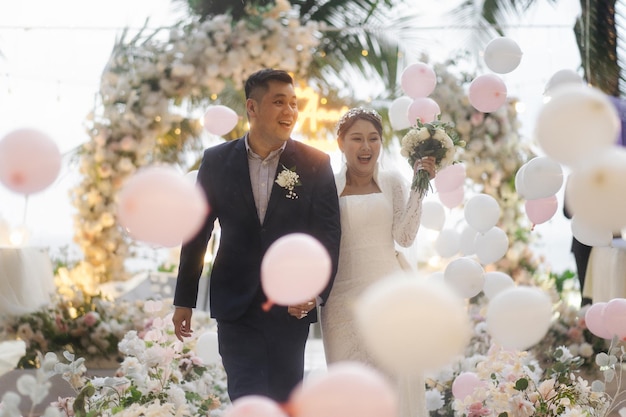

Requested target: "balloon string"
[
  {"left": 22, "top": 195, "right": 29, "bottom": 224},
  {"left": 531, "top": 224, "right": 536, "bottom": 232},
  {"left": 584, "top": 0, "right": 590, "bottom": 83}
]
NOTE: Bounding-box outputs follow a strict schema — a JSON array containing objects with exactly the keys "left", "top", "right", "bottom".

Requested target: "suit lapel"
[{"left": 264, "top": 139, "right": 297, "bottom": 223}]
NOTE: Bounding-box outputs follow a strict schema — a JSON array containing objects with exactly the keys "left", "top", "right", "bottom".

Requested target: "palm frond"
[{"left": 575, "top": 0, "right": 620, "bottom": 95}]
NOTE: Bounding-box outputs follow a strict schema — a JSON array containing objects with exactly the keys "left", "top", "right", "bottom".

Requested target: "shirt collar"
[{"left": 244, "top": 134, "right": 287, "bottom": 159}]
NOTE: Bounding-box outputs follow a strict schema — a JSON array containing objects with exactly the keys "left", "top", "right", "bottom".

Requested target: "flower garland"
[{"left": 70, "top": 0, "right": 320, "bottom": 283}]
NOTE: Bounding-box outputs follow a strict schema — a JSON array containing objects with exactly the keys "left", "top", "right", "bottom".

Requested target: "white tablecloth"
[
  {"left": 0, "top": 247, "right": 55, "bottom": 316},
  {"left": 583, "top": 239, "right": 626, "bottom": 302}
]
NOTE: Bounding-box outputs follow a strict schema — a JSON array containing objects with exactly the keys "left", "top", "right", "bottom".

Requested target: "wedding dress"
[{"left": 320, "top": 165, "right": 427, "bottom": 417}]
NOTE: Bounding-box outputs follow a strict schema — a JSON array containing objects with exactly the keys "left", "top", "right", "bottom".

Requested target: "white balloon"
[
  {"left": 185, "top": 169, "right": 199, "bottom": 184},
  {"left": 464, "top": 194, "right": 501, "bottom": 233},
  {"left": 474, "top": 227, "right": 509, "bottom": 265},
  {"left": 389, "top": 97, "right": 413, "bottom": 131},
  {"left": 420, "top": 201, "right": 446, "bottom": 231},
  {"left": 459, "top": 225, "right": 477, "bottom": 256},
  {"left": 435, "top": 229, "right": 461, "bottom": 258},
  {"left": 427, "top": 271, "right": 445, "bottom": 284},
  {"left": 571, "top": 215, "right": 613, "bottom": 247},
  {"left": 514, "top": 163, "right": 529, "bottom": 199},
  {"left": 565, "top": 147, "right": 626, "bottom": 231},
  {"left": 196, "top": 331, "right": 220, "bottom": 365},
  {"left": 482, "top": 271, "right": 515, "bottom": 300},
  {"left": 355, "top": 273, "right": 472, "bottom": 373},
  {"left": 535, "top": 85, "right": 620, "bottom": 166},
  {"left": 203, "top": 105, "right": 239, "bottom": 136},
  {"left": 544, "top": 69, "right": 584, "bottom": 95},
  {"left": 444, "top": 257, "right": 485, "bottom": 298},
  {"left": 483, "top": 37, "right": 523, "bottom": 74},
  {"left": 521, "top": 156, "right": 563, "bottom": 200},
  {"left": 486, "top": 287, "right": 552, "bottom": 350}
]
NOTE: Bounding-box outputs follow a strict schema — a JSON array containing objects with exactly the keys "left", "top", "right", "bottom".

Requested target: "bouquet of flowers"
[{"left": 400, "top": 118, "right": 464, "bottom": 195}]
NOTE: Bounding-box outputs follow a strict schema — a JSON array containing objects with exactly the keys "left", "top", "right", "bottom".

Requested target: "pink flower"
[
  {"left": 468, "top": 402, "right": 491, "bottom": 417},
  {"left": 83, "top": 311, "right": 100, "bottom": 327},
  {"left": 470, "top": 112, "right": 485, "bottom": 126}
]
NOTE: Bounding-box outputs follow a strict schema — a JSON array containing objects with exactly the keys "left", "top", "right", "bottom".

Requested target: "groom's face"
[{"left": 249, "top": 80, "right": 299, "bottom": 146}]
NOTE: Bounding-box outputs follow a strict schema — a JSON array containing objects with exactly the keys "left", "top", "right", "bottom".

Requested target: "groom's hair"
[{"left": 244, "top": 69, "right": 294, "bottom": 100}]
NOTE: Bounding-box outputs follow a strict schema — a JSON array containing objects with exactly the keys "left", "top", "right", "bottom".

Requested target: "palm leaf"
[{"left": 574, "top": 0, "right": 621, "bottom": 95}]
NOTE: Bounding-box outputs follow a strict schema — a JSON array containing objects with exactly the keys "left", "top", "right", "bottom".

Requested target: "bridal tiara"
[{"left": 336, "top": 107, "right": 382, "bottom": 135}]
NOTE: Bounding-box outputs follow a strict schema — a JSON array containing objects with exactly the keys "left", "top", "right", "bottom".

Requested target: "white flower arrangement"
[
  {"left": 275, "top": 165, "right": 301, "bottom": 199},
  {"left": 0, "top": 301, "right": 229, "bottom": 417},
  {"left": 400, "top": 119, "right": 464, "bottom": 195},
  {"left": 71, "top": 0, "right": 320, "bottom": 283}
]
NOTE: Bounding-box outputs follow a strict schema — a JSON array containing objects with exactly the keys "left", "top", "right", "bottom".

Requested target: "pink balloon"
[
  {"left": 289, "top": 362, "right": 397, "bottom": 417},
  {"left": 203, "top": 105, "right": 239, "bottom": 136},
  {"left": 400, "top": 62, "right": 437, "bottom": 98},
  {"left": 452, "top": 372, "right": 482, "bottom": 399},
  {"left": 435, "top": 164, "right": 466, "bottom": 192},
  {"left": 224, "top": 396, "right": 288, "bottom": 417},
  {"left": 584, "top": 302, "right": 613, "bottom": 339},
  {"left": 603, "top": 298, "right": 626, "bottom": 339},
  {"left": 407, "top": 97, "right": 441, "bottom": 125},
  {"left": 261, "top": 233, "right": 331, "bottom": 306},
  {"left": 117, "top": 166, "right": 209, "bottom": 247},
  {"left": 0, "top": 129, "right": 62, "bottom": 195},
  {"left": 468, "top": 74, "right": 508, "bottom": 113},
  {"left": 438, "top": 186, "right": 464, "bottom": 209},
  {"left": 525, "top": 195, "right": 558, "bottom": 226}
]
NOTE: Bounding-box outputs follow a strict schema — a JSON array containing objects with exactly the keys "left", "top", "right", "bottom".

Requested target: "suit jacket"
[{"left": 174, "top": 137, "right": 341, "bottom": 322}]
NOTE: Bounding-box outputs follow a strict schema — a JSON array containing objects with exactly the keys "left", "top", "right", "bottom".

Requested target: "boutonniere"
[{"left": 275, "top": 165, "right": 301, "bottom": 199}]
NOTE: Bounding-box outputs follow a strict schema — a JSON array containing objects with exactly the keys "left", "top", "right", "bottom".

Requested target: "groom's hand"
[
  {"left": 173, "top": 306, "right": 194, "bottom": 341},
  {"left": 288, "top": 299, "right": 316, "bottom": 319}
]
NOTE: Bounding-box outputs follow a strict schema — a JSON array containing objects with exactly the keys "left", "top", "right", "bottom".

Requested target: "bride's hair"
[{"left": 336, "top": 107, "right": 383, "bottom": 139}]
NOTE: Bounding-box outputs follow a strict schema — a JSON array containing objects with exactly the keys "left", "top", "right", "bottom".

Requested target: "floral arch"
[{"left": 71, "top": 0, "right": 321, "bottom": 284}]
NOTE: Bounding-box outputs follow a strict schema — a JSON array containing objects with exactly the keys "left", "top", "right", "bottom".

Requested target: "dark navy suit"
[{"left": 174, "top": 137, "right": 341, "bottom": 401}]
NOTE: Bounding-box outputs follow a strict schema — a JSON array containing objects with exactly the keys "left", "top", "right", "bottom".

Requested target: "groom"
[{"left": 172, "top": 68, "right": 341, "bottom": 402}]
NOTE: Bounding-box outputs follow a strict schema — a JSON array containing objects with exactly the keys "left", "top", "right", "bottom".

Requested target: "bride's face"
[{"left": 339, "top": 119, "right": 382, "bottom": 177}]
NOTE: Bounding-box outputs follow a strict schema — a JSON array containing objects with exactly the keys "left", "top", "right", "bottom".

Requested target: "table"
[{"left": 0, "top": 247, "right": 55, "bottom": 316}]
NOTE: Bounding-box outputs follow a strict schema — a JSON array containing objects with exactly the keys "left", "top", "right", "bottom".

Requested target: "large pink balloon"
[
  {"left": 117, "top": 166, "right": 209, "bottom": 247},
  {"left": 0, "top": 129, "right": 62, "bottom": 195},
  {"left": 525, "top": 195, "right": 558, "bottom": 226},
  {"left": 224, "top": 395, "right": 288, "bottom": 417},
  {"left": 603, "top": 298, "right": 626, "bottom": 339},
  {"left": 203, "top": 105, "right": 239, "bottom": 136},
  {"left": 407, "top": 97, "right": 440, "bottom": 124},
  {"left": 468, "top": 74, "right": 508, "bottom": 113},
  {"left": 435, "top": 164, "right": 466, "bottom": 193},
  {"left": 400, "top": 62, "right": 437, "bottom": 98},
  {"left": 289, "top": 362, "right": 397, "bottom": 417},
  {"left": 438, "top": 186, "right": 464, "bottom": 209},
  {"left": 261, "top": 233, "right": 331, "bottom": 306},
  {"left": 584, "top": 302, "right": 613, "bottom": 339},
  {"left": 452, "top": 372, "right": 482, "bottom": 399}
]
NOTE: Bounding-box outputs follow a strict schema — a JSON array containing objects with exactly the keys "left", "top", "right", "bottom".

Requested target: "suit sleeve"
[
  {"left": 173, "top": 150, "right": 217, "bottom": 308},
  {"left": 310, "top": 154, "right": 341, "bottom": 305}
]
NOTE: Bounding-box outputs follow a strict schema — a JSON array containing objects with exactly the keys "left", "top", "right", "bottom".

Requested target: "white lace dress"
[{"left": 320, "top": 165, "right": 427, "bottom": 417}]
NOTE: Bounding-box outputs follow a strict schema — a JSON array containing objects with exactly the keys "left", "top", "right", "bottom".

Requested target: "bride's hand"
[{"left": 414, "top": 156, "right": 436, "bottom": 179}]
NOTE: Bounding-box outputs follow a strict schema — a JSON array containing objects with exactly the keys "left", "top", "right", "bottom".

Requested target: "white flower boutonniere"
[{"left": 275, "top": 165, "right": 301, "bottom": 199}]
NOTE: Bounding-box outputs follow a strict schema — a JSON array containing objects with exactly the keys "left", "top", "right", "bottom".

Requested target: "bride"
[{"left": 319, "top": 107, "right": 435, "bottom": 417}]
